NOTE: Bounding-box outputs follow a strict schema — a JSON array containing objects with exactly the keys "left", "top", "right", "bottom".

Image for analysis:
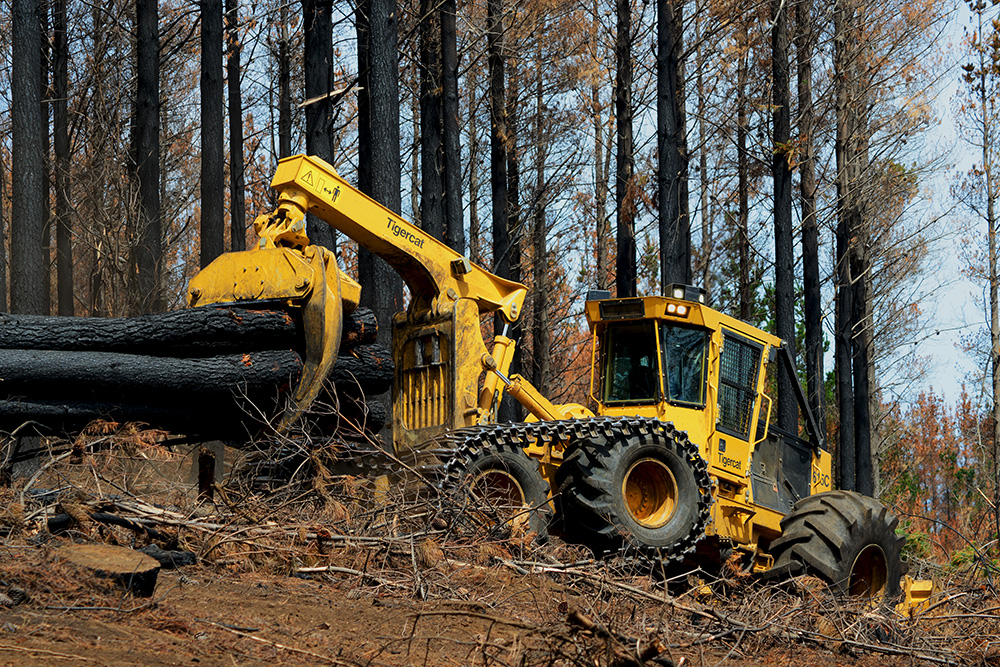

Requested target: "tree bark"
[
  {"left": 834, "top": 0, "right": 855, "bottom": 490},
  {"left": 614, "top": 0, "right": 635, "bottom": 297},
  {"left": 356, "top": 0, "right": 403, "bottom": 440},
  {"left": 419, "top": 0, "right": 444, "bottom": 242},
  {"left": 657, "top": 0, "right": 689, "bottom": 289},
  {"left": 201, "top": 0, "right": 225, "bottom": 269},
  {"left": 592, "top": 0, "right": 610, "bottom": 291},
  {"left": 0, "top": 148, "right": 7, "bottom": 312},
  {"left": 278, "top": 6, "right": 291, "bottom": 159},
  {"left": 40, "top": 0, "right": 51, "bottom": 317},
  {"left": 501, "top": 59, "right": 522, "bottom": 423},
  {"left": 488, "top": 0, "right": 508, "bottom": 282},
  {"left": 53, "top": 0, "right": 72, "bottom": 315},
  {"left": 531, "top": 47, "right": 549, "bottom": 395},
  {"left": 736, "top": 24, "right": 751, "bottom": 321},
  {"left": 797, "top": 0, "right": 824, "bottom": 434},
  {"left": 134, "top": 0, "right": 161, "bottom": 312},
  {"left": 11, "top": 0, "right": 46, "bottom": 315},
  {"left": 226, "top": 0, "right": 246, "bottom": 252},
  {"left": 303, "top": 0, "right": 336, "bottom": 249},
  {"left": 441, "top": 0, "right": 464, "bottom": 253},
  {"left": 772, "top": 0, "right": 797, "bottom": 432}
]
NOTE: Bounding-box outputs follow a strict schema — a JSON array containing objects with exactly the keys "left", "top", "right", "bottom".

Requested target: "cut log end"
[{"left": 58, "top": 544, "right": 161, "bottom": 597}]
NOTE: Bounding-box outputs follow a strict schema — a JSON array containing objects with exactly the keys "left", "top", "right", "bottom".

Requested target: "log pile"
[{"left": 0, "top": 306, "right": 392, "bottom": 441}]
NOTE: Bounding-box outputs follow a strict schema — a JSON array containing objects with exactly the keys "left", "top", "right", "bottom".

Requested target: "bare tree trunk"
[
  {"left": 502, "top": 58, "right": 522, "bottom": 423},
  {"left": 201, "top": 0, "right": 225, "bottom": 268},
  {"left": 0, "top": 148, "right": 7, "bottom": 312},
  {"left": 772, "top": 0, "right": 797, "bottom": 431},
  {"left": 356, "top": 0, "right": 403, "bottom": 444},
  {"left": 226, "top": 0, "right": 246, "bottom": 252},
  {"left": 12, "top": 0, "right": 47, "bottom": 315},
  {"left": 990, "top": 139, "right": 1000, "bottom": 554},
  {"left": 53, "top": 0, "right": 72, "bottom": 315},
  {"left": 441, "top": 0, "right": 463, "bottom": 253},
  {"left": 40, "top": 0, "right": 51, "bottom": 316},
  {"left": 303, "top": 0, "right": 336, "bottom": 249},
  {"left": 419, "top": 0, "right": 444, "bottom": 241},
  {"left": 834, "top": 0, "right": 855, "bottom": 490},
  {"left": 736, "top": 24, "right": 751, "bottom": 321},
  {"left": 531, "top": 44, "right": 548, "bottom": 395},
  {"left": 468, "top": 67, "right": 481, "bottom": 264},
  {"left": 592, "top": 0, "right": 609, "bottom": 291},
  {"left": 614, "top": 0, "right": 635, "bottom": 297},
  {"left": 657, "top": 0, "right": 689, "bottom": 289},
  {"left": 694, "top": 5, "right": 711, "bottom": 295},
  {"left": 134, "top": 0, "right": 161, "bottom": 312},
  {"left": 277, "top": 7, "right": 291, "bottom": 159},
  {"left": 797, "top": 0, "right": 823, "bottom": 435}
]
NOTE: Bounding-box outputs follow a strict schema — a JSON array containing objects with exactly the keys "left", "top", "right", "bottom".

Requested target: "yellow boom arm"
[{"left": 188, "top": 155, "right": 534, "bottom": 434}]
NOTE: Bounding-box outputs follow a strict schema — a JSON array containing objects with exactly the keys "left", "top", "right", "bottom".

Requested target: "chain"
[{"left": 430, "top": 416, "right": 714, "bottom": 565}]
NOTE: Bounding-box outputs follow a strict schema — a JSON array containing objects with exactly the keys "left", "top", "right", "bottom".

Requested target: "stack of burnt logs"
[{"left": 0, "top": 306, "right": 391, "bottom": 442}]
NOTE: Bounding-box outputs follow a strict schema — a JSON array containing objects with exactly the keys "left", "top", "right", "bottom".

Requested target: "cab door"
[{"left": 711, "top": 329, "right": 766, "bottom": 481}]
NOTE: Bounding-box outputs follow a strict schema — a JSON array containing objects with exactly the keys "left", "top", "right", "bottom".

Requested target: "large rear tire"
[
  {"left": 443, "top": 441, "right": 551, "bottom": 541},
  {"left": 554, "top": 422, "right": 711, "bottom": 561},
  {"left": 767, "top": 490, "right": 906, "bottom": 600}
]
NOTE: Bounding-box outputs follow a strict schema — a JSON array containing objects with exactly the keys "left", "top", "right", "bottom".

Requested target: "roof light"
[
  {"left": 667, "top": 303, "right": 677, "bottom": 314},
  {"left": 677, "top": 305, "right": 688, "bottom": 316}
]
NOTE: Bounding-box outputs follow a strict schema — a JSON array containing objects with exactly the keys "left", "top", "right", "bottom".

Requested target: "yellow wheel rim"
[
  {"left": 849, "top": 544, "right": 888, "bottom": 599},
  {"left": 623, "top": 457, "right": 677, "bottom": 529},
  {"left": 471, "top": 470, "right": 529, "bottom": 530}
]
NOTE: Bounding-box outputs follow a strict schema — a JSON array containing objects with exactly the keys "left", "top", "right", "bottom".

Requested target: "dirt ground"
[{"left": 0, "top": 436, "right": 994, "bottom": 667}]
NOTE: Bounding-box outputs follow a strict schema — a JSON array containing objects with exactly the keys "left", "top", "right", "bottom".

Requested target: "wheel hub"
[
  {"left": 471, "top": 470, "right": 529, "bottom": 530},
  {"left": 849, "top": 544, "right": 888, "bottom": 599},
  {"left": 623, "top": 457, "right": 678, "bottom": 528}
]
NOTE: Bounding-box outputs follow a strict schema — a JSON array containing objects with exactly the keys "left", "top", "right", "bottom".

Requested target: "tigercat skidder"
[{"left": 189, "top": 154, "right": 917, "bottom": 603}]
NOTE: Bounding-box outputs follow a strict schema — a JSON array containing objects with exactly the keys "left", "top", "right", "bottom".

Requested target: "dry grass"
[{"left": 1, "top": 424, "right": 998, "bottom": 666}]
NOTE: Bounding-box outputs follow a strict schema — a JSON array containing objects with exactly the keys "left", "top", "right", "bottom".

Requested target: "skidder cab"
[{"left": 569, "top": 286, "right": 914, "bottom": 603}]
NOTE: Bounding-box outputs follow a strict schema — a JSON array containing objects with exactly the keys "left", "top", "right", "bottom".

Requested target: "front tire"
[
  {"left": 767, "top": 490, "right": 906, "bottom": 600},
  {"left": 555, "top": 421, "right": 711, "bottom": 561},
  {"left": 443, "top": 441, "right": 551, "bottom": 541}
]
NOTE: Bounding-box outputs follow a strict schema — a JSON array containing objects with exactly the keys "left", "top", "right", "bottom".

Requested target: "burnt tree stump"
[{"left": 58, "top": 544, "right": 161, "bottom": 597}]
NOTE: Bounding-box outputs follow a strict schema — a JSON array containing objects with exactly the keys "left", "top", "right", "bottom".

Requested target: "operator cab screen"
[
  {"left": 661, "top": 325, "right": 709, "bottom": 406},
  {"left": 601, "top": 321, "right": 709, "bottom": 406}
]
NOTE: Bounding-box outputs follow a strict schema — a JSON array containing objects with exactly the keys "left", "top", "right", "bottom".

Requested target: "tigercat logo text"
[
  {"left": 387, "top": 218, "right": 426, "bottom": 249},
  {"left": 719, "top": 454, "right": 742, "bottom": 471},
  {"left": 386, "top": 218, "right": 424, "bottom": 248}
]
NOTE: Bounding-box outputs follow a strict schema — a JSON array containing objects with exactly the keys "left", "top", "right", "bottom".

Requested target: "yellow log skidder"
[{"left": 189, "top": 154, "right": 932, "bottom": 609}]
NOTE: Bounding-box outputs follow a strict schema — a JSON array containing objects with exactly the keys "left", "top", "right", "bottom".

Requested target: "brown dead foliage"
[{"left": 0, "top": 424, "right": 997, "bottom": 666}]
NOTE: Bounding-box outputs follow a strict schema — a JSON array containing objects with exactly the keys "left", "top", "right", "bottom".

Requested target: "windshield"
[
  {"left": 660, "top": 325, "right": 709, "bottom": 406},
  {"left": 602, "top": 322, "right": 659, "bottom": 403}
]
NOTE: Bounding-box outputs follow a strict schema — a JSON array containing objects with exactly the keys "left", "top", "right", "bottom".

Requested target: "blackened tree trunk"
[
  {"left": 736, "top": 24, "right": 751, "bottom": 321},
  {"left": 419, "top": 0, "right": 444, "bottom": 241},
  {"left": 134, "top": 0, "right": 161, "bottom": 312},
  {"left": 201, "top": 0, "right": 225, "bottom": 268},
  {"left": 488, "top": 0, "right": 508, "bottom": 281},
  {"left": 0, "top": 150, "right": 7, "bottom": 312},
  {"left": 502, "top": 59, "right": 522, "bottom": 423},
  {"left": 12, "top": 0, "right": 47, "bottom": 315},
  {"left": 614, "top": 0, "right": 635, "bottom": 297},
  {"left": 278, "top": 8, "right": 291, "bottom": 159},
  {"left": 441, "top": 0, "right": 463, "bottom": 253},
  {"left": 852, "top": 243, "right": 873, "bottom": 495},
  {"left": 40, "top": 3, "right": 51, "bottom": 316},
  {"left": 226, "top": 0, "right": 246, "bottom": 252},
  {"left": 592, "top": 0, "right": 610, "bottom": 291},
  {"left": 53, "top": 0, "right": 72, "bottom": 315},
  {"left": 531, "top": 51, "right": 548, "bottom": 395},
  {"left": 772, "top": 0, "right": 797, "bottom": 432},
  {"left": 356, "top": 0, "right": 403, "bottom": 437},
  {"left": 657, "top": 0, "right": 689, "bottom": 289},
  {"left": 303, "top": 0, "right": 336, "bottom": 249},
  {"left": 796, "top": 0, "right": 823, "bottom": 432},
  {"left": 468, "top": 67, "right": 481, "bottom": 263}
]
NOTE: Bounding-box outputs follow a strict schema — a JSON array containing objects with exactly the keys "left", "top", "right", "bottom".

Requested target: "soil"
[{"left": 0, "top": 438, "right": 990, "bottom": 667}]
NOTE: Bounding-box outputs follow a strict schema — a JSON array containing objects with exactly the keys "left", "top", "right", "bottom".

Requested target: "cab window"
[
  {"left": 602, "top": 322, "right": 659, "bottom": 403},
  {"left": 660, "top": 325, "right": 709, "bottom": 406}
]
